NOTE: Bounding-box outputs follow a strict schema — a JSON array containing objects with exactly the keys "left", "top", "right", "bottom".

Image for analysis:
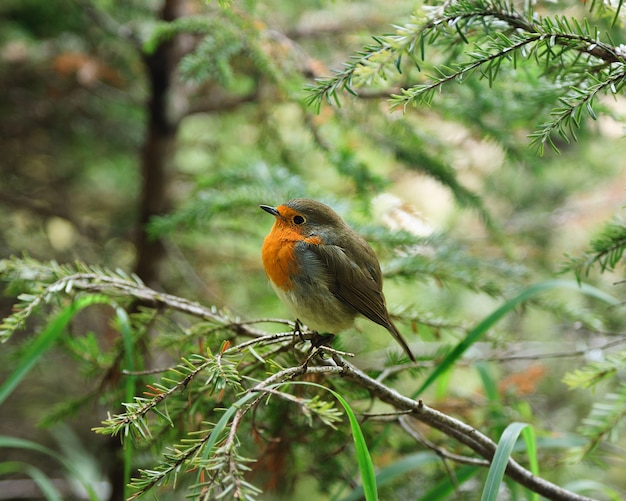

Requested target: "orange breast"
[{"left": 262, "top": 222, "right": 301, "bottom": 290}]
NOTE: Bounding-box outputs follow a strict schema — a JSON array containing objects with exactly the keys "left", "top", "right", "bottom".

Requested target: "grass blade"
[
  {"left": 481, "top": 422, "right": 529, "bottom": 501},
  {"left": 0, "top": 461, "right": 63, "bottom": 501},
  {"left": 328, "top": 389, "right": 378, "bottom": 501},
  {"left": 412, "top": 280, "right": 620, "bottom": 398},
  {"left": 278, "top": 381, "right": 378, "bottom": 501},
  {"left": 521, "top": 426, "right": 539, "bottom": 501},
  {"left": 0, "top": 294, "right": 112, "bottom": 406},
  {"left": 0, "top": 436, "right": 101, "bottom": 500}
]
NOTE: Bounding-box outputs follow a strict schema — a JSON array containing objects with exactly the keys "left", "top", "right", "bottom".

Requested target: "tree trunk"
[
  {"left": 109, "top": 2, "right": 189, "bottom": 499},
  {"left": 134, "top": 0, "right": 190, "bottom": 288}
]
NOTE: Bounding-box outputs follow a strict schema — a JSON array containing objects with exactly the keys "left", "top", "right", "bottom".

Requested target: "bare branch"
[
  {"left": 5, "top": 268, "right": 601, "bottom": 500},
  {"left": 332, "top": 356, "right": 596, "bottom": 501},
  {"left": 399, "top": 416, "right": 491, "bottom": 468}
]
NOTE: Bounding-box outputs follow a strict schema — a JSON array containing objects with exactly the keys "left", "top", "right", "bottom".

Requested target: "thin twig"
[
  {"left": 485, "top": 337, "right": 626, "bottom": 362},
  {"left": 399, "top": 416, "right": 490, "bottom": 468},
  {"left": 31, "top": 272, "right": 601, "bottom": 500},
  {"left": 332, "top": 356, "right": 596, "bottom": 501}
]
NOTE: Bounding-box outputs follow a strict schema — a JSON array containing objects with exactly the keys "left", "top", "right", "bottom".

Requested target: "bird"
[{"left": 260, "top": 198, "right": 416, "bottom": 362}]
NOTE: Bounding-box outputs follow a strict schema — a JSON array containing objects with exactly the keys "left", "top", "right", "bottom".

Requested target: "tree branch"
[
  {"left": 4, "top": 268, "right": 599, "bottom": 500},
  {"left": 398, "top": 416, "right": 491, "bottom": 468},
  {"left": 331, "top": 356, "right": 595, "bottom": 501}
]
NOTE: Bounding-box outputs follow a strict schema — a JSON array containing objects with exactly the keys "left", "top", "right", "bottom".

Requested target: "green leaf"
[
  {"left": 481, "top": 422, "right": 530, "bottom": 501},
  {"left": 279, "top": 381, "right": 378, "bottom": 501},
  {"left": 329, "top": 389, "right": 378, "bottom": 501},
  {"left": 475, "top": 362, "right": 500, "bottom": 403},
  {"left": 521, "top": 426, "right": 540, "bottom": 501},
  {"left": 413, "top": 280, "right": 620, "bottom": 398},
  {"left": 0, "top": 462, "right": 62, "bottom": 501},
  {"left": 0, "top": 436, "right": 101, "bottom": 501},
  {"left": 0, "top": 294, "right": 112, "bottom": 406}
]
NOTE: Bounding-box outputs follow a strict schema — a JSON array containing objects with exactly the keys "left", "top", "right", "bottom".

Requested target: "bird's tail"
[{"left": 386, "top": 320, "right": 416, "bottom": 362}]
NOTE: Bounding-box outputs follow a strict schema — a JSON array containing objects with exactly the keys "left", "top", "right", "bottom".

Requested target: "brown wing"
[
  {"left": 308, "top": 242, "right": 416, "bottom": 362},
  {"left": 308, "top": 243, "right": 392, "bottom": 329}
]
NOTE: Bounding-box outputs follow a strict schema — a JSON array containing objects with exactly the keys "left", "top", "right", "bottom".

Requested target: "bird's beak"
[{"left": 260, "top": 205, "right": 280, "bottom": 217}]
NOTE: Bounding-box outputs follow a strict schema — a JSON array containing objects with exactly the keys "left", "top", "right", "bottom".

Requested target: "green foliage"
[
  {"left": 568, "top": 384, "right": 626, "bottom": 462},
  {"left": 0, "top": 257, "right": 143, "bottom": 342},
  {"left": 482, "top": 422, "right": 534, "bottom": 501},
  {"left": 0, "top": 294, "right": 113, "bottom": 405},
  {"left": 562, "top": 351, "right": 626, "bottom": 461},
  {"left": 180, "top": 30, "right": 244, "bottom": 87},
  {"left": 560, "top": 213, "right": 626, "bottom": 464},
  {"left": 0, "top": 435, "right": 101, "bottom": 500},
  {"left": 307, "top": 0, "right": 626, "bottom": 153},
  {"left": 3, "top": 0, "right": 626, "bottom": 499},
  {"left": 304, "top": 0, "right": 626, "bottom": 495},
  {"left": 0, "top": 258, "right": 383, "bottom": 499},
  {"left": 563, "top": 216, "right": 626, "bottom": 281},
  {"left": 143, "top": 17, "right": 215, "bottom": 54},
  {"left": 563, "top": 351, "right": 626, "bottom": 390},
  {"left": 414, "top": 279, "right": 619, "bottom": 399},
  {"left": 2, "top": 255, "right": 622, "bottom": 499},
  {"left": 146, "top": 163, "right": 310, "bottom": 237},
  {"left": 145, "top": 12, "right": 289, "bottom": 93}
]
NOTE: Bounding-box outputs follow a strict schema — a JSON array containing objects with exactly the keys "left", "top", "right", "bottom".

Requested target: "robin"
[{"left": 260, "top": 198, "right": 416, "bottom": 362}]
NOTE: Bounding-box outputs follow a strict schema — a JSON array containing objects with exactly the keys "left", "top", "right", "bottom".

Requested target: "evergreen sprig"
[
  {"left": 179, "top": 26, "right": 245, "bottom": 87},
  {"left": 305, "top": 10, "right": 429, "bottom": 111},
  {"left": 94, "top": 351, "right": 242, "bottom": 441},
  {"left": 562, "top": 217, "right": 626, "bottom": 281},
  {"left": 570, "top": 383, "right": 626, "bottom": 461},
  {"left": 120, "top": 363, "right": 348, "bottom": 500},
  {"left": 563, "top": 350, "right": 626, "bottom": 389},
  {"left": 143, "top": 16, "right": 227, "bottom": 54},
  {"left": 144, "top": 12, "right": 300, "bottom": 97},
  {"left": 92, "top": 348, "right": 260, "bottom": 499},
  {"left": 0, "top": 257, "right": 143, "bottom": 342},
  {"left": 560, "top": 214, "right": 626, "bottom": 462},
  {"left": 147, "top": 163, "right": 310, "bottom": 237},
  {"left": 306, "top": 0, "right": 626, "bottom": 152},
  {"left": 562, "top": 349, "right": 626, "bottom": 461}
]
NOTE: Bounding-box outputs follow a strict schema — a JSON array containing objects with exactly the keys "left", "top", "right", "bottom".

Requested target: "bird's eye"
[{"left": 293, "top": 215, "right": 306, "bottom": 225}]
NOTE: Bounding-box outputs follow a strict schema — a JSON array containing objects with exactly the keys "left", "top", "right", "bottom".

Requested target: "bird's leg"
[
  {"left": 294, "top": 332, "right": 337, "bottom": 368},
  {"left": 298, "top": 345, "right": 321, "bottom": 371},
  {"left": 293, "top": 319, "right": 305, "bottom": 341},
  {"left": 291, "top": 319, "right": 310, "bottom": 354},
  {"left": 292, "top": 319, "right": 333, "bottom": 348},
  {"left": 291, "top": 321, "right": 337, "bottom": 362},
  {"left": 310, "top": 332, "right": 336, "bottom": 355}
]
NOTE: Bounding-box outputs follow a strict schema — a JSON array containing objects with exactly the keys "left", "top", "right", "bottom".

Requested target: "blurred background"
[{"left": 1, "top": 0, "right": 626, "bottom": 499}]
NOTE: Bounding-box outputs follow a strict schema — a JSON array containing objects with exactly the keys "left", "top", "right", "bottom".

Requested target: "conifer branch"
[
  {"left": 306, "top": 0, "right": 626, "bottom": 151},
  {"left": 333, "top": 356, "right": 596, "bottom": 501},
  {"left": 562, "top": 217, "right": 626, "bottom": 281},
  {"left": 0, "top": 256, "right": 616, "bottom": 499}
]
